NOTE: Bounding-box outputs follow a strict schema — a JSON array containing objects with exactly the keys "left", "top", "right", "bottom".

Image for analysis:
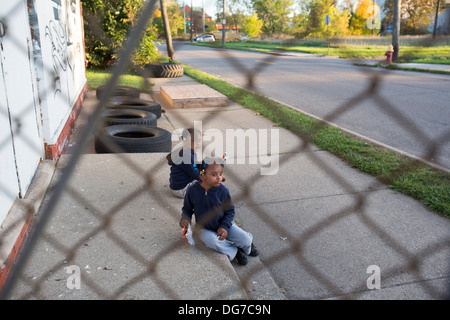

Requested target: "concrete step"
[{"left": 160, "top": 84, "right": 228, "bottom": 109}]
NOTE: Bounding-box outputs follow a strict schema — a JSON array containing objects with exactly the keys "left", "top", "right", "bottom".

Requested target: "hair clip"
[{"left": 222, "top": 152, "right": 228, "bottom": 164}]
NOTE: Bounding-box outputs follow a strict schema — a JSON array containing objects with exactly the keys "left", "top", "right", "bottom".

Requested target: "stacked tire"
[
  {"left": 145, "top": 62, "right": 183, "bottom": 78},
  {"left": 94, "top": 85, "right": 171, "bottom": 153}
]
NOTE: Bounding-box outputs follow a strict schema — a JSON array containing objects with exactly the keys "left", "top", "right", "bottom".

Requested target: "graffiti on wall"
[{"left": 44, "top": 0, "right": 79, "bottom": 102}]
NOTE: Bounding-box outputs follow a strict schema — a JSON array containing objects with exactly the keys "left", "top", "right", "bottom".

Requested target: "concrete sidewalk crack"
[{"left": 235, "top": 187, "right": 388, "bottom": 209}]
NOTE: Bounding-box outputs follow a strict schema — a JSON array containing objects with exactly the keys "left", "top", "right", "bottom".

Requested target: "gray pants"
[
  {"left": 199, "top": 224, "right": 253, "bottom": 261},
  {"left": 170, "top": 181, "right": 197, "bottom": 198}
]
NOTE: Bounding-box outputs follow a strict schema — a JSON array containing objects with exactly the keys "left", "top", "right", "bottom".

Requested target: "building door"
[
  {"left": 0, "top": 0, "right": 44, "bottom": 223},
  {"left": 0, "top": 52, "right": 20, "bottom": 224}
]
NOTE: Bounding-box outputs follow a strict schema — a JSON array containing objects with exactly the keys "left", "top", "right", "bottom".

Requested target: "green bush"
[{"left": 82, "top": 0, "right": 159, "bottom": 69}]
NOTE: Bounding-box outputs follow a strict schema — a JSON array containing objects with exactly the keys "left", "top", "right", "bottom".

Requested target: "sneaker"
[
  {"left": 234, "top": 248, "right": 248, "bottom": 266},
  {"left": 249, "top": 243, "right": 259, "bottom": 257}
]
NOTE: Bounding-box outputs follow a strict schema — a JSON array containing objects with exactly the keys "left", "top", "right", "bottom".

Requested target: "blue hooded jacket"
[
  {"left": 167, "top": 149, "right": 200, "bottom": 190},
  {"left": 182, "top": 181, "right": 235, "bottom": 232}
]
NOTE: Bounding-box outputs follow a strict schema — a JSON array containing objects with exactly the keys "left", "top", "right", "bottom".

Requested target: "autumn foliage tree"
[
  {"left": 294, "top": 0, "right": 351, "bottom": 38},
  {"left": 153, "top": 0, "right": 184, "bottom": 38},
  {"left": 251, "top": 0, "right": 294, "bottom": 35},
  {"left": 242, "top": 13, "right": 263, "bottom": 37},
  {"left": 349, "top": 0, "right": 381, "bottom": 35}
]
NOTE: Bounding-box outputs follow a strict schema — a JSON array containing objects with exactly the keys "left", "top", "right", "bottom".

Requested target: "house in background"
[
  {"left": 216, "top": 23, "right": 242, "bottom": 33},
  {"left": 435, "top": 1, "right": 450, "bottom": 34},
  {"left": 0, "top": 0, "right": 86, "bottom": 287},
  {"left": 181, "top": 4, "right": 212, "bottom": 34}
]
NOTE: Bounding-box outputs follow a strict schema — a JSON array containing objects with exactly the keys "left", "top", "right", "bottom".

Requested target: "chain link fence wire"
[{"left": 1, "top": 0, "right": 449, "bottom": 300}]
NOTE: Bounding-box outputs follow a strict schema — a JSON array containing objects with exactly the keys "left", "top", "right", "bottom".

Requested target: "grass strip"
[
  {"left": 193, "top": 42, "right": 450, "bottom": 64},
  {"left": 197, "top": 41, "right": 386, "bottom": 59},
  {"left": 86, "top": 69, "right": 153, "bottom": 93},
  {"left": 182, "top": 63, "right": 450, "bottom": 217},
  {"left": 353, "top": 62, "right": 450, "bottom": 75}
]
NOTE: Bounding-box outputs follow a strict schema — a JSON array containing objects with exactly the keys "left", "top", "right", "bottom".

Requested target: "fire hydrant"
[{"left": 385, "top": 45, "right": 394, "bottom": 64}]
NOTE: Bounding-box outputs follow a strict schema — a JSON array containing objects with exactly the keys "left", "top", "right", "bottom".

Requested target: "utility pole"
[
  {"left": 392, "top": 0, "right": 401, "bottom": 61},
  {"left": 433, "top": 0, "right": 441, "bottom": 39},
  {"left": 160, "top": 0, "right": 174, "bottom": 61},
  {"left": 202, "top": 0, "right": 205, "bottom": 34},
  {"left": 222, "top": 0, "right": 226, "bottom": 45},
  {"left": 372, "top": 0, "right": 375, "bottom": 36},
  {"left": 190, "top": 0, "right": 193, "bottom": 42},
  {"left": 183, "top": 1, "right": 186, "bottom": 40}
]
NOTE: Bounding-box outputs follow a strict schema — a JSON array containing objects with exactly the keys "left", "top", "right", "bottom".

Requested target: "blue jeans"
[{"left": 199, "top": 224, "right": 253, "bottom": 261}]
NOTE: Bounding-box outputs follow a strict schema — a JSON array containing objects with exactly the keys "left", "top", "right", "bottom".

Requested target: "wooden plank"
[{"left": 160, "top": 84, "right": 228, "bottom": 108}]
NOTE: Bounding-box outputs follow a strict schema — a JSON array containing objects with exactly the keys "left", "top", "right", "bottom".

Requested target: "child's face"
[{"left": 201, "top": 164, "right": 224, "bottom": 189}]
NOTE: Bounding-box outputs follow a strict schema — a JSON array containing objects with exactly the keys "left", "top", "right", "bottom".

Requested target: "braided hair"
[{"left": 194, "top": 154, "right": 227, "bottom": 176}]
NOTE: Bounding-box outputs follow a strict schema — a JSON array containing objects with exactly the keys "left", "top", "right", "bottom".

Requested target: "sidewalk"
[
  {"left": 356, "top": 59, "right": 450, "bottom": 73},
  {"left": 393, "top": 62, "right": 450, "bottom": 72},
  {"left": 2, "top": 75, "right": 284, "bottom": 300},
  {"left": 2, "top": 72, "right": 450, "bottom": 300}
]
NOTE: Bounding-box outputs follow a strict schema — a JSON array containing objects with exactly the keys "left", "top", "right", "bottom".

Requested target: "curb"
[
  {"left": 354, "top": 60, "right": 450, "bottom": 75},
  {"left": 0, "top": 160, "right": 56, "bottom": 292}
]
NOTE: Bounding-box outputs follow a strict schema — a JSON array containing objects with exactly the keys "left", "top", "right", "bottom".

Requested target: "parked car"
[{"left": 195, "top": 34, "right": 215, "bottom": 42}]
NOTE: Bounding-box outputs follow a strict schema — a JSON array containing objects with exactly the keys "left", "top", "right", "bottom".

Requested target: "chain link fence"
[{"left": 1, "top": 0, "right": 449, "bottom": 300}]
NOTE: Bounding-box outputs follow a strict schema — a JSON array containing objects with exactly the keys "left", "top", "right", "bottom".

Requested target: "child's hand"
[
  {"left": 179, "top": 219, "right": 190, "bottom": 229},
  {"left": 217, "top": 228, "right": 228, "bottom": 241}
]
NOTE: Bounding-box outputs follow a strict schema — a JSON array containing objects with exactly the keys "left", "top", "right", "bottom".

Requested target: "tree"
[
  {"left": 243, "top": 13, "right": 263, "bottom": 37},
  {"left": 251, "top": 0, "right": 294, "bottom": 35},
  {"left": 159, "top": 0, "right": 174, "bottom": 61},
  {"left": 207, "top": 21, "right": 218, "bottom": 32},
  {"left": 82, "top": 0, "right": 159, "bottom": 69},
  {"left": 295, "top": 0, "right": 350, "bottom": 38},
  {"left": 383, "top": 0, "right": 436, "bottom": 35},
  {"left": 153, "top": 0, "right": 184, "bottom": 37},
  {"left": 350, "top": 0, "right": 381, "bottom": 34},
  {"left": 329, "top": 5, "right": 352, "bottom": 37},
  {"left": 226, "top": 0, "right": 247, "bottom": 32}
]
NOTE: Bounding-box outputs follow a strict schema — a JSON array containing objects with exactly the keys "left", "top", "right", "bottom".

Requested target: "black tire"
[
  {"left": 106, "top": 97, "right": 162, "bottom": 118},
  {"left": 100, "top": 108, "right": 157, "bottom": 127},
  {"left": 95, "top": 125, "right": 172, "bottom": 153},
  {"left": 145, "top": 63, "right": 183, "bottom": 78},
  {"left": 145, "top": 63, "right": 160, "bottom": 77},
  {"left": 96, "top": 85, "right": 140, "bottom": 100}
]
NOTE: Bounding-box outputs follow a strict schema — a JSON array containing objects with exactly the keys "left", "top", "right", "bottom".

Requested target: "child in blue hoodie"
[
  {"left": 166, "top": 128, "right": 202, "bottom": 198},
  {"left": 179, "top": 157, "right": 259, "bottom": 266}
]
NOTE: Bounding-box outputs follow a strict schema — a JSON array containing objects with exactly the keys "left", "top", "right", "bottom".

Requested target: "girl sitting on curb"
[{"left": 179, "top": 157, "right": 259, "bottom": 266}]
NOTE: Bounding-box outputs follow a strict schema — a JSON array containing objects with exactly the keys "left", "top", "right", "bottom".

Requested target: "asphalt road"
[{"left": 165, "top": 42, "right": 450, "bottom": 170}]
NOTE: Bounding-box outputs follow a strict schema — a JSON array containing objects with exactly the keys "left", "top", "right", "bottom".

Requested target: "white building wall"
[
  {"left": 0, "top": 65, "right": 21, "bottom": 224},
  {"left": 30, "top": 0, "right": 86, "bottom": 148},
  {"left": 0, "top": 0, "right": 86, "bottom": 225},
  {"left": 0, "top": 0, "right": 44, "bottom": 223}
]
